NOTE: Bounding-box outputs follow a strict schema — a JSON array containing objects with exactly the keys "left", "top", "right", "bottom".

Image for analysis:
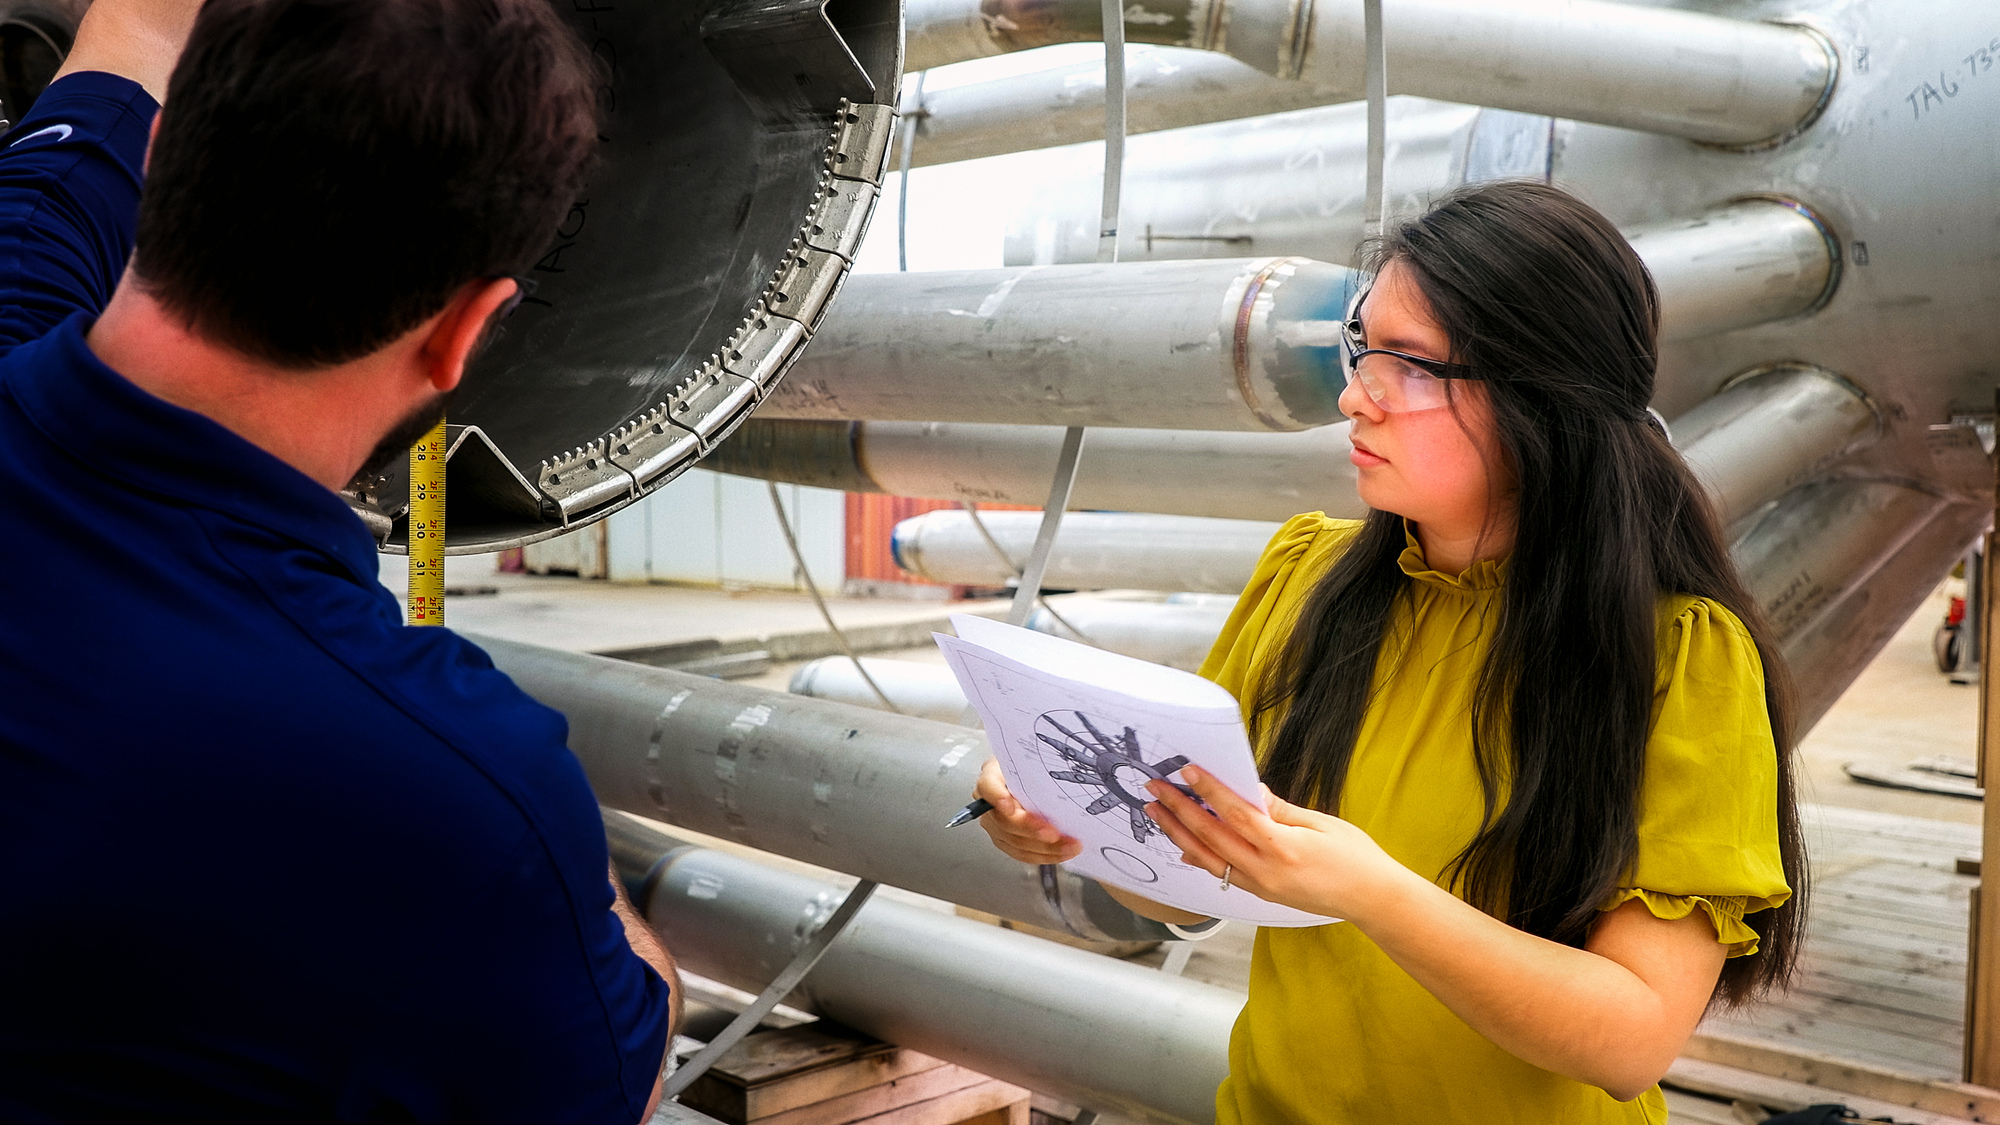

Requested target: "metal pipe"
[
  {"left": 892, "top": 511, "right": 1279, "bottom": 592},
  {"left": 992, "top": 102, "right": 1840, "bottom": 338},
  {"left": 473, "top": 635, "right": 1171, "bottom": 942},
  {"left": 1672, "top": 364, "right": 1880, "bottom": 527},
  {"left": 995, "top": 98, "right": 1482, "bottom": 268},
  {"left": 903, "top": 48, "right": 1344, "bottom": 169},
  {"left": 609, "top": 814, "right": 1239, "bottom": 1125},
  {"left": 706, "top": 419, "right": 1363, "bottom": 522},
  {"left": 789, "top": 657, "right": 973, "bottom": 724},
  {"left": 788, "top": 600, "right": 1231, "bottom": 716},
  {"left": 1026, "top": 599, "right": 1232, "bottom": 671},
  {"left": 766, "top": 257, "right": 1362, "bottom": 431},
  {"left": 905, "top": 0, "right": 1835, "bottom": 151},
  {"left": 1729, "top": 480, "right": 1988, "bottom": 731},
  {"left": 1630, "top": 201, "right": 1841, "bottom": 344}
]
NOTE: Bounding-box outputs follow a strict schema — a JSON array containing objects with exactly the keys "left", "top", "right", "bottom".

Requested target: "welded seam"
[{"left": 1232, "top": 258, "right": 1293, "bottom": 431}]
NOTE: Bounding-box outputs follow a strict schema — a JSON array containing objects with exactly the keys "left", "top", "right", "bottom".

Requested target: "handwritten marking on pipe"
[
  {"left": 938, "top": 742, "right": 975, "bottom": 776},
  {"left": 715, "top": 704, "right": 774, "bottom": 833},
  {"left": 1905, "top": 35, "right": 2000, "bottom": 121},
  {"left": 645, "top": 688, "right": 693, "bottom": 808}
]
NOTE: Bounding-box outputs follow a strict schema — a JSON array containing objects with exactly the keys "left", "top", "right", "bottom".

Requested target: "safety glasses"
[{"left": 1339, "top": 286, "right": 1483, "bottom": 413}]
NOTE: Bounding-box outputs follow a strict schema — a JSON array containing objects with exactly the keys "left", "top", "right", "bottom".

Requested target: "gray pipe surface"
[
  {"left": 1673, "top": 365, "right": 1880, "bottom": 527},
  {"left": 1027, "top": 599, "right": 1232, "bottom": 671},
  {"left": 904, "top": 0, "right": 1833, "bottom": 151},
  {"left": 765, "top": 257, "right": 1361, "bottom": 431},
  {"left": 1628, "top": 203, "right": 1841, "bottom": 344},
  {"left": 789, "top": 656, "right": 973, "bottom": 724},
  {"left": 904, "top": 47, "right": 1348, "bottom": 169},
  {"left": 707, "top": 419, "right": 1363, "bottom": 522},
  {"left": 475, "top": 635, "right": 1170, "bottom": 942},
  {"left": 610, "top": 814, "right": 1240, "bottom": 1125},
  {"left": 892, "top": 511, "right": 1280, "bottom": 592},
  {"left": 999, "top": 109, "right": 1839, "bottom": 340}
]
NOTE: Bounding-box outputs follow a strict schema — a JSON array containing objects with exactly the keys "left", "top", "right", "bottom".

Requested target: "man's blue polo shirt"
[{"left": 0, "top": 74, "right": 671, "bottom": 1123}]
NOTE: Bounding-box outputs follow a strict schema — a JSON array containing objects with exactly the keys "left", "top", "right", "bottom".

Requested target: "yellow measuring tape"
[{"left": 407, "top": 417, "right": 447, "bottom": 626}]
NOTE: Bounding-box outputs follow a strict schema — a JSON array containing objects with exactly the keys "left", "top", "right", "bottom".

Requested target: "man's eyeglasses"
[{"left": 1339, "top": 287, "right": 1483, "bottom": 413}]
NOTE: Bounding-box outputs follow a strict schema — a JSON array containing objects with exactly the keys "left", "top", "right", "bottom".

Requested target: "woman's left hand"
[{"left": 1144, "top": 766, "right": 1410, "bottom": 921}]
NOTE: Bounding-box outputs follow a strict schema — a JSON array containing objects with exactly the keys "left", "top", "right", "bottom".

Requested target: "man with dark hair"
[{"left": 0, "top": 1, "right": 680, "bottom": 1121}]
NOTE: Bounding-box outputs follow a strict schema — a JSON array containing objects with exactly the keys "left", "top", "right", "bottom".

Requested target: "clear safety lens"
[{"left": 1347, "top": 350, "right": 1457, "bottom": 413}]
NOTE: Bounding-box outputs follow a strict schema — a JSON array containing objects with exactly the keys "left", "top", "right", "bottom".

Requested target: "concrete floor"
[{"left": 1792, "top": 583, "right": 1981, "bottom": 826}]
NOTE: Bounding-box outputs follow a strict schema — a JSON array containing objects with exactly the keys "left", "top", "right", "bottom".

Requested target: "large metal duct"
[
  {"left": 1674, "top": 364, "right": 1880, "bottom": 528},
  {"left": 610, "top": 814, "right": 1239, "bottom": 1125},
  {"left": 762, "top": 257, "right": 1361, "bottom": 431},
  {"left": 9, "top": 0, "right": 902, "bottom": 553},
  {"left": 890, "top": 511, "right": 1279, "bottom": 592},
  {"left": 706, "top": 418, "right": 1361, "bottom": 522},
  {"left": 474, "top": 635, "right": 1172, "bottom": 944},
  {"left": 903, "top": 0, "right": 1833, "bottom": 150}
]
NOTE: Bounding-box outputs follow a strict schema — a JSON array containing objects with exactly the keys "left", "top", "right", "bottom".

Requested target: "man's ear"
[{"left": 422, "top": 277, "right": 520, "bottom": 393}]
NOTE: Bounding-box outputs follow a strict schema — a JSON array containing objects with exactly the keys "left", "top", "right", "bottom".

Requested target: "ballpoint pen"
[{"left": 943, "top": 797, "right": 993, "bottom": 828}]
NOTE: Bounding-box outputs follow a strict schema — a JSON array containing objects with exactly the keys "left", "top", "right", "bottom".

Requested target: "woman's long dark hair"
[{"left": 1252, "top": 181, "right": 1804, "bottom": 1005}]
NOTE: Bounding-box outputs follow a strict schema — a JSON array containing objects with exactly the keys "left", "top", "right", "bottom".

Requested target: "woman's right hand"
[{"left": 975, "top": 758, "right": 1081, "bottom": 864}]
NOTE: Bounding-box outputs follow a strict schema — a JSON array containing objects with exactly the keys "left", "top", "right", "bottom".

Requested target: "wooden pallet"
[{"left": 677, "top": 1023, "right": 1029, "bottom": 1125}]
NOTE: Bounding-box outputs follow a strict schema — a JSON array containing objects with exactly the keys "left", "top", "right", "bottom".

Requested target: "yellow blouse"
[{"left": 1201, "top": 514, "right": 1790, "bottom": 1125}]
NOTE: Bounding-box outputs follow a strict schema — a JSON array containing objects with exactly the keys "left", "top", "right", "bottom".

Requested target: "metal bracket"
[
  {"left": 537, "top": 436, "right": 637, "bottom": 524},
  {"left": 829, "top": 102, "right": 896, "bottom": 186},
  {"left": 661, "top": 878, "right": 879, "bottom": 1101}
]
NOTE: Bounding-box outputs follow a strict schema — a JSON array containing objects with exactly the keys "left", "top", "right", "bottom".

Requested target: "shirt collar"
[
  {"left": 1396, "top": 519, "right": 1509, "bottom": 591},
  {"left": 7, "top": 314, "right": 383, "bottom": 586}
]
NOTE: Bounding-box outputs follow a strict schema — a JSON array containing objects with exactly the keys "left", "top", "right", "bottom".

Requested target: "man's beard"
[{"left": 356, "top": 389, "right": 457, "bottom": 482}]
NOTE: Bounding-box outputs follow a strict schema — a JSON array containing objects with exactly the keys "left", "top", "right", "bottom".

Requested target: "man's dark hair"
[{"left": 133, "top": 0, "right": 601, "bottom": 369}]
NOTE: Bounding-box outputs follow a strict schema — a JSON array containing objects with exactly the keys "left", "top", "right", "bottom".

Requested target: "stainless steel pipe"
[
  {"left": 905, "top": 0, "right": 1834, "bottom": 151},
  {"left": 891, "top": 511, "right": 1279, "bottom": 592},
  {"left": 997, "top": 105, "right": 1840, "bottom": 337},
  {"left": 474, "top": 635, "right": 1171, "bottom": 942},
  {"left": 1673, "top": 364, "right": 1880, "bottom": 527},
  {"left": 610, "top": 814, "right": 1239, "bottom": 1125},
  {"left": 995, "top": 98, "right": 1485, "bottom": 269},
  {"left": 1026, "top": 598, "right": 1233, "bottom": 671},
  {"left": 1730, "top": 479, "right": 1987, "bottom": 730},
  {"left": 707, "top": 419, "right": 1363, "bottom": 522},
  {"left": 787, "top": 600, "right": 1232, "bottom": 717},
  {"left": 1630, "top": 202, "right": 1842, "bottom": 344},
  {"left": 903, "top": 47, "right": 1349, "bottom": 169},
  {"left": 788, "top": 657, "right": 972, "bottom": 724},
  {"left": 764, "top": 257, "right": 1362, "bottom": 431}
]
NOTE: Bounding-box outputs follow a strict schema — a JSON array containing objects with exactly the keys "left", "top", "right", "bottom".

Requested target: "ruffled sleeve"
[
  {"left": 1198, "top": 513, "right": 1362, "bottom": 720},
  {"left": 1602, "top": 598, "right": 1791, "bottom": 957}
]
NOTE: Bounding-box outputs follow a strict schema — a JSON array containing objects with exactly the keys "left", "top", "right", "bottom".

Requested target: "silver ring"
[{"left": 1219, "top": 864, "right": 1233, "bottom": 892}]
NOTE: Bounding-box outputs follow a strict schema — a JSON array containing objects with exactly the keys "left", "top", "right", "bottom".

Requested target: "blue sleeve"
[{"left": 0, "top": 72, "right": 157, "bottom": 354}]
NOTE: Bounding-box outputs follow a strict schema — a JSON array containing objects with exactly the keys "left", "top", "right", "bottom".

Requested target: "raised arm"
[{"left": 54, "top": 0, "right": 203, "bottom": 103}]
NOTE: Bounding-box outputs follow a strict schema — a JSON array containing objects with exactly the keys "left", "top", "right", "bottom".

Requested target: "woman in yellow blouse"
[{"left": 971, "top": 180, "right": 1804, "bottom": 1122}]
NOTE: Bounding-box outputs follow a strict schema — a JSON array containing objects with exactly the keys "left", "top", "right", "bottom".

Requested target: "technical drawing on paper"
[{"left": 1033, "top": 709, "right": 1195, "bottom": 848}]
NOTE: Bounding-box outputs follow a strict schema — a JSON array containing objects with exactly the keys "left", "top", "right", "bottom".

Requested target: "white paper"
[{"left": 938, "top": 614, "right": 1337, "bottom": 928}]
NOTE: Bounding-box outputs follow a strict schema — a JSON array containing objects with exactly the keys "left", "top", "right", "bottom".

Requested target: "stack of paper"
[{"left": 937, "top": 614, "right": 1336, "bottom": 928}]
